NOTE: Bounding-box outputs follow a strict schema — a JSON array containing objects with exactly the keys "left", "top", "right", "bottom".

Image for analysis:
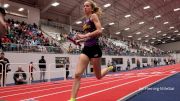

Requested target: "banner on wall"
[{"left": 55, "top": 57, "right": 69, "bottom": 68}]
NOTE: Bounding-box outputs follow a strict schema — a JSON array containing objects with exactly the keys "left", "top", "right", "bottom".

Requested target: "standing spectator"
[
  {"left": 107, "top": 60, "right": 111, "bottom": 67},
  {"left": 137, "top": 59, "right": 141, "bottom": 69},
  {"left": 0, "top": 52, "right": 10, "bottom": 86},
  {"left": 68, "top": 44, "right": 73, "bottom": 53},
  {"left": 39, "top": 56, "right": 46, "bottom": 82},
  {"left": 65, "top": 57, "right": 70, "bottom": 79},
  {"left": 13, "top": 66, "right": 26, "bottom": 85},
  {"left": 29, "top": 61, "right": 36, "bottom": 81},
  {"left": 127, "top": 59, "right": 130, "bottom": 70}
]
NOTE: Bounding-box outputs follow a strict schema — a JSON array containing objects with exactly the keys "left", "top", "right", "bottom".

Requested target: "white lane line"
[
  {"left": 76, "top": 68, "right": 179, "bottom": 100},
  {"left": 0, "top": 72, "right": 123, "bottom": 92},
  {"left": 0, "top": 76, "right": 139, "bottom": 99},
  {"left": 22, "top": 67, "right": 179, "bottom": 100},
  {"left": 21, "top": 76, "right": 142, "bottom": 101},
  {"left": 117, "top": 68, "right": 180, "bottom": 101},
  {"left": 0, "top": 75, "right": 129, "bottom": 94},
  {"left": 75, "top": 76, "right": 154, "bottom": 100}
]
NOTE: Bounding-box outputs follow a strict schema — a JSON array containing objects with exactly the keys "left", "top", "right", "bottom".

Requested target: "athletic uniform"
[{"left": 82, "top": 16, "right": 102, "bottom": 58}]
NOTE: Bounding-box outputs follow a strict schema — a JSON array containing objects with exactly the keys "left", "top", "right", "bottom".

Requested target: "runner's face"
[{"left": 84, "top": 1, "right": 93, "bottom": 15}]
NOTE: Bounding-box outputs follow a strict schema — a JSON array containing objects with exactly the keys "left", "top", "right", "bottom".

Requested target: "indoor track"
[{"left": 0, "top": 64, "right": 180, "bottom": 101}]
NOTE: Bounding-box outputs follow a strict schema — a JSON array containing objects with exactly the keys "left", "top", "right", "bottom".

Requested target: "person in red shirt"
[{"left": 29, "top": 61, "right": 36, "bottom": 81}]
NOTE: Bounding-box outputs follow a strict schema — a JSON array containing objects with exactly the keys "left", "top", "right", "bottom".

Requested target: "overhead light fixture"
[
  {"left": 51, "top": 2, "right": 60, "bottom": 7},
  {"left": 128, "top": 35, "right": 132, "bottom": 38},
  {"left": 104, "top": 3, "right": 111, "bottom": 8},
  {"left": 75, "top": 21, "right": 82, "bottom": 24},
  {"left": 167, "top": 36, "right": 171, "bottom": 39},
  {"left": 174, "top": 8, "right": 180, "bottom": 12},
  {"left": 116, "top": 32, "right": 121, "bottom": 35},
  {"left": 137, "top": 38, "right": 142, "bottom": 41},
  {"left": 177, "top": 33, "right": 180, "bottom": 35},
  {"left": 136, "top": 32, "right": 141, "bottom": 35},
  {"left": 149, "top": 27, "right": 154, "bottom": 29},
  {"left": 163, "top": 22, "right": 169, "bottom": 24},
  {"left": 101, "top": 27, "right": 105, "bottom": 30},
  {"left": 144, "top": 6, "right": 150, "bottom": 10},
  {"left": 169, "top": 26, "right": 174, "bottom": 29},
  {"left": 158, "top": 40, "right": 161, "bottom": 41},
  {"left": 171, "top": 38, "right": 175, "bottom": 40},
  {"left": 162, "top": 41, "right": 166, "bottom": 44},
  {"left": 125, "top": 28, "right": 130, "bottom": 31},
  {"left": 163, "top": 34, "right": 167, "bottom": 36},
  {"left": 152, "top": 37, "right": 156, "bottom": 40},
  {"left": 109, "top": 22, "right": 115, "bottom": 25},
  {"left": 157, "top": 31, "right": 161, "bottom": 33},
  {"left": 145, "top": 40, "right": 149, "bottom": 42},
  {"left": 174, "top": 30, "right": 179, "bottom": 33},
  {"left": 18, "top": 8, "right": 24, "bottom": 11},
  {"left": 154, "top": 15, "right": 161, "bottom": 19},
  {"left": 3, "top": 4, "right": 9, "bottom": 8},
  {"left": 151, "top": 42, "right": 154, "bottom": 44},
  {"left": 145, "top": 35, "right": 149, "bottom": 37},
  {"left": 137, "top": 38, "right": 142, "bottom": 40},
  {"left": 139, "top": 21, "right": 145, "bottom": 25},
  {"left": 125, "top": 14, "right": 131, "bottom": 18}
]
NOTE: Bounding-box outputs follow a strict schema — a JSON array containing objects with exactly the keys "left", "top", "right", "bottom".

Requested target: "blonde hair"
[{"left": 86, "top": 0, "right": 102, "bottom": 16}]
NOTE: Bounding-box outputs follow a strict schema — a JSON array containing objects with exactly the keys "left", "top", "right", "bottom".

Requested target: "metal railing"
[
  {"left": 2, "top": 43, "right": 63, "bottom": 54},
  {"left": 1, "top": 63, "right": 75, "bottom": 87},
  {"left": 0, "top": 63, "right": 3, "bottom": 87}
]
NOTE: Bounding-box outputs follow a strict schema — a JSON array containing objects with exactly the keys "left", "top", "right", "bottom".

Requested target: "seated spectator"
[{"left": 13, "top": 66, "right": 27, "bottom": 85}]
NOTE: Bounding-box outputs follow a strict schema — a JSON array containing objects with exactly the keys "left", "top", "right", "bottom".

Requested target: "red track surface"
[{"left": 0, "top": 64, "right": 180, "bottom": 101}]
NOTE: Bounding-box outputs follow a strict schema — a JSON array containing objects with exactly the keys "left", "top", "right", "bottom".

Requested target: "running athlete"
[{"left": 69, "top": 0, "right": 113, "bottom": 101}]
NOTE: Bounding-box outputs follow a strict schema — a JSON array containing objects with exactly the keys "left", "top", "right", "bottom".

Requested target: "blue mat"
[{"left": 128, "top": 73, "right": 180, "bottom": 101}]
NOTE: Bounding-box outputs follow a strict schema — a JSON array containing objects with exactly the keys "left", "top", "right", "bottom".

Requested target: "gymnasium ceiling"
[{"left": 7, "top": 0, "right": 180, "bottom": 45}]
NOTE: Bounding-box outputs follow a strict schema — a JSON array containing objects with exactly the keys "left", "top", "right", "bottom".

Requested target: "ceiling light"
[
  {"left": 136, "top": 32, "right": 141, "bottom": 35},
  {"left": 158, "top": 40, "right": 161, "bottom": 41},
  {"left": 116, "top": 32, "right": 121, "bottom": 35},
  {"left": 125, "top": 14, "right": 131, "bottom": 18},
  {"left": 169, "top": 26, "right": 174, "bottom": 29},
  {"left": 145, "top": 35, "right": 149, "bottom": 37},
  {"left": 109, "top": 22, "right": 115, "bottom": 25},
  {"left": 174, "top": 8, "right": 180, "bottom": 12},
  {"left": 174, "top": 30, "right": 179, "bottom": 33},
  {"left": 75, "top": 21, "right": 82, "bottom": 24},
  {"left": 139, "top": 21, "right": 145, "bottom": 25},
  {"left": 177, "top": 33, "right": 180, "bottom": 35},
  {"left": 152, "top": 38, "right": 156, "bottom": 40},
  {"left": 163, "top": 22, "right": 169, "bottom": 24},
  {"left": 144, "top": 6, "right": 150, "bottom": 10},
  {"left": 171, "top": 38, "right": 175, "bottom": 40},
  {"left": 162, "top": 41, "right": 166, "bottom": 43},
  {"left": 125, "top": 28, "right": 130, "bottom": 31},
  {"left": 18, "top": 8, "right": 24, "bottom": 11},
  {"left": 163, "top": 34, "right": 167, "bottom": 36},
  {"left": 145, "top": 40, "right": 149, "bottom": 42},
  {"left": 104, "top": 3, "right": 111, "bottom": 8},
  {"left": 157, "top": 31, "right": 161, "bottom": 33},
  {"left": 167, "top": 36, "right": 171, "bottom": 39},
  {"left": 128, "top": 35, "right": 132, "bottom": 38},
  {"left": 51, "top": 2, "right": 60, "bottom": 6},
  {"left": 3, "top": 4, "right": 9, "bottom": 8},
  {"left": 151, "top": 42, "right": 154, "bottom": 44},
  {"left": 154, "top": 15, "right": 161, "bottom": 19},
  {"left": 137, "top": 38, "right": 142, "bottom": 40},
  {"left": 101, "top": 28, "right": 104, "bottom": 30},
  {"left": 149, "top": 27, "right": 154, "bottom": 29}
]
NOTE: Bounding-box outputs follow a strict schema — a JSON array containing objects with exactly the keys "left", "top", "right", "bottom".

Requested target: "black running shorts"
[{"left": 82, "top": 45, "right": 102, "bottom": 58}]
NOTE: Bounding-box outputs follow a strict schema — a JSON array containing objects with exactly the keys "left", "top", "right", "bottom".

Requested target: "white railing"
[{"left": 2, "top": 63, "right": 76, "bottom": 87}]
